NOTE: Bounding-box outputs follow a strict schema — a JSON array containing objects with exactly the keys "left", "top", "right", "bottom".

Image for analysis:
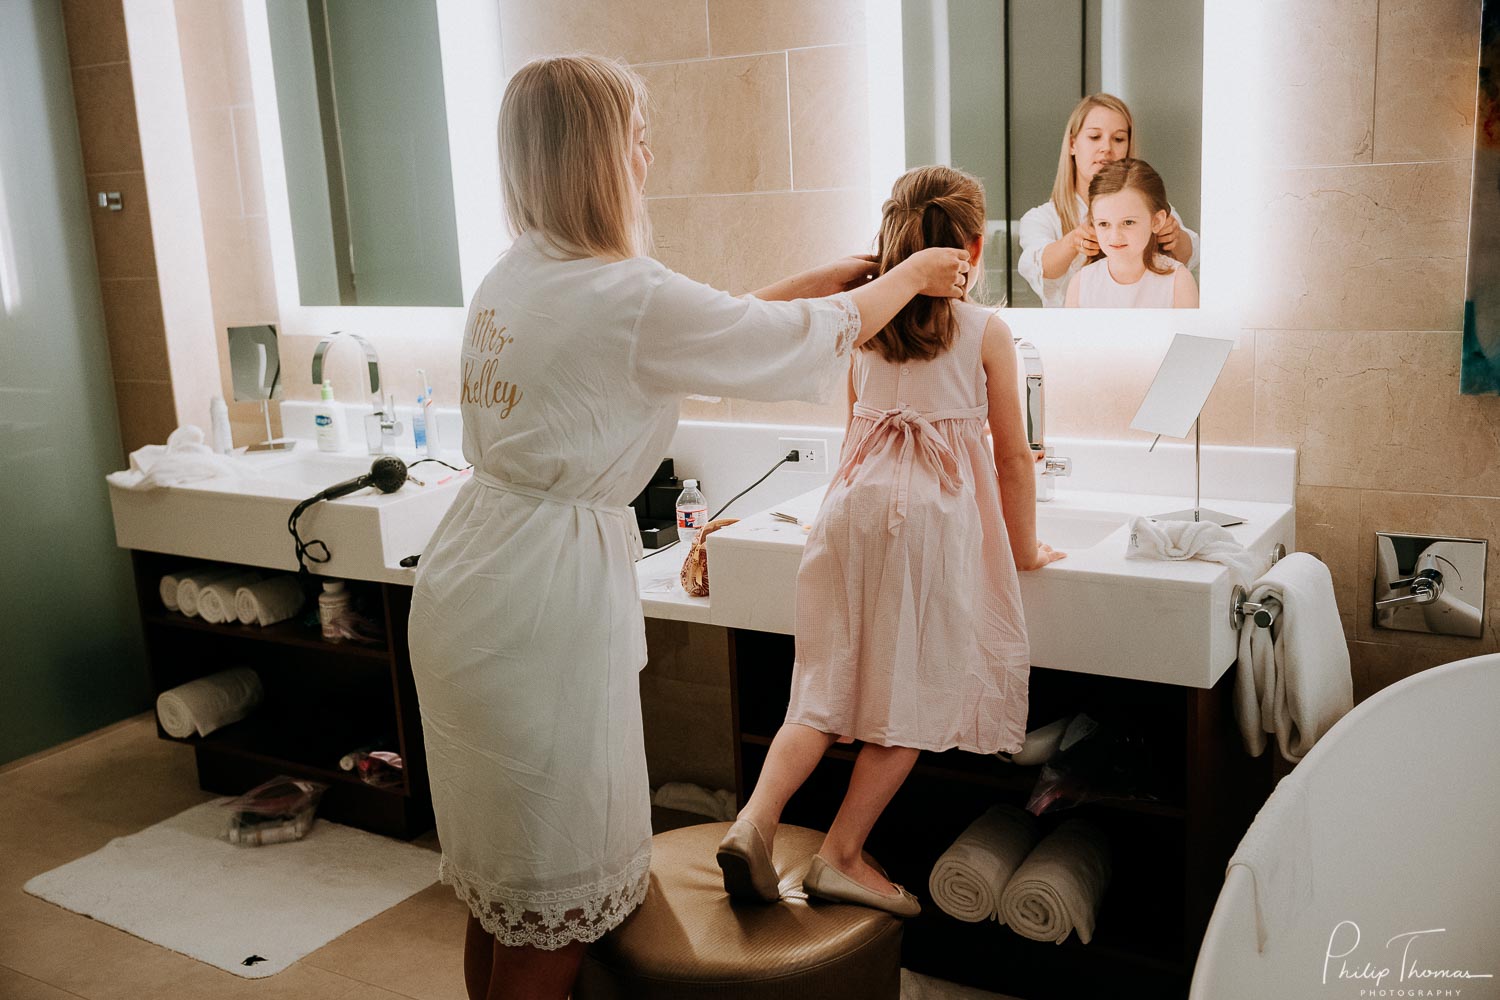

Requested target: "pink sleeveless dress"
[{"left": 786, "top": 300, "right": 1030, "bottom": 755}]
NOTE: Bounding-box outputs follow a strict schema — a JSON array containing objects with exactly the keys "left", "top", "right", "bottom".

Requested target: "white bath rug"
[{"left": 23, "top": 799, "right": 438, "bottom": 978}]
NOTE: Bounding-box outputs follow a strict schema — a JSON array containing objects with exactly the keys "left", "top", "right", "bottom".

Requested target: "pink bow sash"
[{"left": 836, "top": 403, "right": 980, "bottom": 533}]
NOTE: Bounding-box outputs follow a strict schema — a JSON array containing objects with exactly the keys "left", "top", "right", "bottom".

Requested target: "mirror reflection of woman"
[{"left": 1017, "top": 94, "right": 1199, "bottom": 307}]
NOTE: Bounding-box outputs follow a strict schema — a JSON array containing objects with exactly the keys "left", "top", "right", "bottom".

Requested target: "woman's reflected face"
[
  {"left": 631, "top": 108, "right": 653, "bottom": 193},
  {"left": 1070, "top": 107, "right": 1130, "bottom": 188}
]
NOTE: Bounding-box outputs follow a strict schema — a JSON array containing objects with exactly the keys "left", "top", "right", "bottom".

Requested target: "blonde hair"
[
  {"left": 1087, "top": 158, "right": 1174, "bottom": 275},
  {"left": 866, "top": 165, "right": 986, "bottom": 364},
  {"left": 1050, "top": 93, "right": 1136, "bottom": 235},
  {"left": 498, "top": 54, "right": 651, "bottom": 260}
]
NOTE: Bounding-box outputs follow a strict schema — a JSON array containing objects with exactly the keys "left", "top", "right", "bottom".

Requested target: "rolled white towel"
[
  {"left": 155, "top": 668, "right": 263, "bottom": 738},
  {"left": 929, "top": 805, "right": 1040, "bottom": 923},
  {"left": 196, "top": 571, "right": 263, "bottom": 625},
  {"left": 998, "top": 819, "right": 1112, "bottom": 944},
  {"left": 158, "top": 566, "right": 209, "bottom": 611},
  {"left": 650, "top": 782, "right": 737, "bottom": 821},
  {"left": 1005, "top": 716, "right": 1073, "bottom": 766},
  {"left": 175, "top": 567, "right": 240, "bottom": 618},
  {"left": 235, "top": 576, "right": 305, "bottom": 627}
]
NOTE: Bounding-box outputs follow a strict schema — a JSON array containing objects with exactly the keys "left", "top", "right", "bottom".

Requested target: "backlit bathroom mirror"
[
  {"left": 264, "top": 0, "right": 462, "bottom": 307},
  {"left": 897, "top": 0, "right": 1203, "bottom": 309}
]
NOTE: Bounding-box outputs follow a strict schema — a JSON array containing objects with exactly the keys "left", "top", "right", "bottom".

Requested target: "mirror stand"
[
  {"left": 1148, "top": 416, "right": 1244, "bottom": 527},
  {"left": 246, "top": 400, "right": 294, "bottom": 453}
]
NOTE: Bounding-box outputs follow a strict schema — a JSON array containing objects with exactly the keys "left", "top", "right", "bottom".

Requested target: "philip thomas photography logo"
[{"left": 1323, "top": 920, "right": 1494, "bottom": 997}]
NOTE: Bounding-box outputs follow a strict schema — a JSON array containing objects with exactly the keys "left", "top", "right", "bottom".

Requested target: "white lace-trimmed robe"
[{"left": 408, "top": 231, "right": 859, "bottom": 949}]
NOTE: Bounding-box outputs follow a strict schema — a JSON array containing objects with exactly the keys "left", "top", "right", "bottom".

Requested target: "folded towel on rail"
[
  {"left": 196, "top": 571, "right": 264, "bottom": 624},
  {"left": 929, "top": 804, "right": 1040, "bottom": 923},
  {"left": 235, "top": 576, "right": 305, "bottom": 627},
  {"left": 1234, "top": 553, "right": 1352, "bottom": 762},
  {"left": 1127, "top": 516, "right": 1259, "bottom": 581},
  {"left": 998, "top": 819, "right": 1112, "bottom": 944},
  {"left": 155, "top": 668, "right": 263, "bottom": 739},
  {"left": 1227, "top": 769, "right": 1314, "bottom": 953},
  {"left": 106, "top": 425, "right": 238, "bottom": 490},
  {"left": 175, "top": 567, "right": 241, "bottom": 618}
]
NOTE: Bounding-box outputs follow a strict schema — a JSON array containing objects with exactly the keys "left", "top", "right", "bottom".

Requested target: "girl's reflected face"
[
  {"left": 1071, "top": 107, "right": 1130, "bottom": 186},
  {"left": 631, "top": 108, "right": 653, "bottom": 193},
  {"left": 1090, "top": 188, "right": 1164, "bottom": 265}
]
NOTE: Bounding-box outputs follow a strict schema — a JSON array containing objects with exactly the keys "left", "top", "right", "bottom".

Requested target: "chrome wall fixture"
[
  {"left": 1231, "top": 543, "right": 1294, "bottom": 631},
  {"left": 1373, "top": 533, "right": 1487, "bottom": 639}
]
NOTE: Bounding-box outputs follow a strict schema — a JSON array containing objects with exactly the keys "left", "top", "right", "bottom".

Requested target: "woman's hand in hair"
[
  {"left": 824, "top": 254, "right": 880, "bottom": 293},
  {"left": 750, "top": 254, "right": 878, "bottom": 301},
  {"left": 1068, "top": 222, "right": 1099, "bottom": 258},
  {"left": 1156, "top": 214, "right": 1190, "bottom": 263},
  {"left": 904, "top": 247, "right": 973, "bottom": 298}
]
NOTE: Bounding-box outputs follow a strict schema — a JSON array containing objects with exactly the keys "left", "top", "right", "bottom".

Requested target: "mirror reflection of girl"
[
  {"left": 1017, "top": 93, "right": 1199, "bottom": 307},
  {"left": 715, "top": 166, "right": 1065, "bottom": 918},
  {"left": 1065, "top": 158, "right": 1199, "bottom": 308}
]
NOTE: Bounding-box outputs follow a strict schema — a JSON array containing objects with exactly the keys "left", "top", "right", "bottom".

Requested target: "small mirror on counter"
[{"left": 228, "top": 324, "right": 294, "bottom": 452}]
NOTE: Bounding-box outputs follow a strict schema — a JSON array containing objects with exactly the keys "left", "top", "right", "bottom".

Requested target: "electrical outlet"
[{"left": 779, "top": 437, "right": 829, "bottom": 474}]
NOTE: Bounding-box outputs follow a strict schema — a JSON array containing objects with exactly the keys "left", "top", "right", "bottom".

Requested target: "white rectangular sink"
[
  {"left": 108, "top": 444, "right": 467, "bottom": 584},
  {"left": 705, "top": 484, "right": 1294, "bottom": 689}
]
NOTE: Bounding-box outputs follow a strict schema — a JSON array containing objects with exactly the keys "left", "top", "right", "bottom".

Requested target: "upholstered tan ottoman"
[{"left": 574, "top": 822, "right": 903, "bottom": 999}]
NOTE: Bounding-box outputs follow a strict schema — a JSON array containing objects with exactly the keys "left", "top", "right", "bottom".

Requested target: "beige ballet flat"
[
  {"left": 716, "top": 819, "right": 780, "bottom": 902},
  {"left": 802, "top": 855, "right": 922, "bottom": 918}
]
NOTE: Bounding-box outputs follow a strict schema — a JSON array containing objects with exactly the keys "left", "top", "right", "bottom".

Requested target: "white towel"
[
  {"left": 649, "top": 782, "right": 737, "bottom": 821},
  {"left": 176, "top": 567, "right": 241, "bottom": 618},
  {"left": 196, "top": 571, "right": 264, "bottom": 625},
  {"left": 1227, "top": 771, "right": 1314, "bottom": 953},
  {"left": 929, "top": 805, "right": 1040, "bottom": 923},
  {"left": 1004, "top": 715, "right": 1072, "bottom": 766},
  {"left": 998, "top": 819, "right": 1112, "bottom": 945},
  {"left": 1126, "top": 516, "right": 1260, "bottom": 581},
  {"left": 155, "top": 668, "right": 264, "bottom": 739},
  {"left": 235, "top": 576, "right": 305, "bottom": 627},
  {"left": 1234, "top": 553, "right": 1352, "bottom": 762},
  {"left": 106, "top": 425, "right": 239, "bottom": 490},
  {"left": 158, "top": 565, "right": 208, "bottom": 612}
]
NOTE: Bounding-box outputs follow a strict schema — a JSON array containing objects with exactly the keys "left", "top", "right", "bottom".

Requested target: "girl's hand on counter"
[{"left": 1016, "top": 541, "right": 1066, "bottom": 572}]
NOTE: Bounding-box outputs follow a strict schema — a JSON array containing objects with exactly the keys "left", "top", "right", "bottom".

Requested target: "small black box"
[{"left": 638, "top": 519, "right": 679, "bottom": 549}]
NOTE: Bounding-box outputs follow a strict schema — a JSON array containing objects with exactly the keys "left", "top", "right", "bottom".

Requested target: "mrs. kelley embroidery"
[{"left": 462, "top": 308, "right": 525, "bottom": 419}]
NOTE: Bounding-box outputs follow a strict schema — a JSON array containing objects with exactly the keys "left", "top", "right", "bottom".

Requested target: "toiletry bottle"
[
  {"left": 418, "top": 368, "right": 439, "bottom": 457},
  {"left": 318, "top": 579, "right": 350, "bottom": 640},
  {"left": 315, "top": 380, "right": 342, "bottom": 452},
  {"left": 675, "top": 479, "right": 708, "bottom": 547},
  {"left": 210, "top": 396, "right": 233, "bottom": 454},
  {"left": 412, "top": 394, "right": 428, "bottom": 452}
]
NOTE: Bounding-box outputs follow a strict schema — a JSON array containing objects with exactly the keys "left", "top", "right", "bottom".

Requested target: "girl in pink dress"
[{"left": 716, "top": 166, "right": 1066, "bottom": 916}]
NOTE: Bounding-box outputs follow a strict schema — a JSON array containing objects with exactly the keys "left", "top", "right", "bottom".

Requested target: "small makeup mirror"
[
  {"left": 227, "top": 324, "right": 293, "bottom": 451},
  {"left": 1131, "top": 333, "right": 1241, "bottom": 525}
]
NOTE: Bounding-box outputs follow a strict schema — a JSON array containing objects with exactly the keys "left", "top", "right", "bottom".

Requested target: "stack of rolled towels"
[
  {"left": 160, "top": 565, "right": 304, "bottom": 626},
  {"left": 929, "top": 804, "right": 1112, "bottom": 945},
  {"left": 155, "top": 667, "right": 263, "bottom": 738}
]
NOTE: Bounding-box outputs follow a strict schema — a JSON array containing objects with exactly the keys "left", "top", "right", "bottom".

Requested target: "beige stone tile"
[
  {"left": 498, "top": 0, "right": 707, "bottom": 67},
  {"left": 1354, "top": 490, "right": 1500, "bottom": 657},
  {"left": 113, "top": 378, "right": 178, "bottom": 454},
  {"left": 1201, "top": 330, "right": 1256, "bottom": 446},
  {"left": 1294, "top": 485, "right": 1362, "bottom": 636},
  {"left": 98, "top": 278, "right": 170, "bottom": 382},
  {"left": 204, "top": 218, "right": 278, "bottom": 327},
  {"left": 1374, "top": 0, "right": 1480, "bottom": 163},
  {"left": 1260, "top": 0, "right": 1377, "bottom": 167},
  {"left": 650, "top": 188, "right": 872, "bottom": 294},
  {"left": 223, "top": 2, "right": 256, "bottom": 107},
  {"left": 189, "top": 107, "right": 242, "bottom": 221},
  {"left": 679, "top": 395, "right": 734, "bottom": 421},
  {"left": 707, "top": 0, "right": 866, "bottom": 56},
  {"left": 1250, "top": 160, "right": 1469, "bottom": 331},
  {"left": 1016, "top": 329, "right": 1171, "bottom": 444},
  {"left": 86, "top": 171, "right": 156, "bottom": 279},
  {"left": 728, "top": 397, "right": 847, "bottom": 427},
  {"left": 303, "top": 882, "right": 468, "bottom": 1000},
  {"left": 72, "top": 62, "right": 143, "bottom": 174},
  {"left": 639, "top": 672, "right": 736, "bottom": 791},
  {"left": 232, "top": 105, "right": 265, "bottom": 218},
  {"left": 1348, "top": 639, "right": 1463, "bottom": 702},
  {"left": 639, "top": 55, "right": 791, "bottom": 197},
  {"left": 0, "top": 965, "right": 81, "bottom": 1000},
  {"left": 173, "top": 0, "right": 234, "bottom": 112},
  {"left": 61, "top": 0, "right": 128, "bottom": 67},
  {"left": 788, "top": 45, "right": 869, "bottom": 191},
  {"left": 1254, "top": 330, "right": 1500, "bottom": 494}
]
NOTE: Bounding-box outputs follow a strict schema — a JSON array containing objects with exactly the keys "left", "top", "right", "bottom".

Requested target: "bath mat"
[{"left": 23, "top": 799, "right": 437, "bottom": 978}]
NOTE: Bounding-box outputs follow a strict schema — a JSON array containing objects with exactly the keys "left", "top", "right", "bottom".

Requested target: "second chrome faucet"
[{"left": 1013, "top": 337, "right": 1071, "bottom": 501}]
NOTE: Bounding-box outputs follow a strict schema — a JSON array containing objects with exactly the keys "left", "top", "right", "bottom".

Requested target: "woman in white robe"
[{"left": 406, "top": 55, "right": 972, "bottom": 1000}]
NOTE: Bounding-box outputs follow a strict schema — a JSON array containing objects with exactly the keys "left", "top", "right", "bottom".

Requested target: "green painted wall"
[{"left": 0, "top": 1, "right": 150, "bottom": 765}]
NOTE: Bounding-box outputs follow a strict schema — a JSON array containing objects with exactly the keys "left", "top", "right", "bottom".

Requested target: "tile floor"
[{"left": 0, "top": 715, "right": 1013, "bottom": 1000}]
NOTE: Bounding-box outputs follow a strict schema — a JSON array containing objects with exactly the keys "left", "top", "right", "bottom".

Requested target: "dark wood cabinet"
[
  {"left": 130, "top": 551, "right": 433, "bottom": 839},
  {"left": 727, "top": 628, "right": 1272, "bottom": 999}
]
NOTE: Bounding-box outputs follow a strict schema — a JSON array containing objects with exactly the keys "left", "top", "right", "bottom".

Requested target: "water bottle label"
[
  {"left": 316, "top": 414, "right": 332, "bottom": 427},
  {"left": 677, "top": 507, "right": 706, "bottom": 529}
]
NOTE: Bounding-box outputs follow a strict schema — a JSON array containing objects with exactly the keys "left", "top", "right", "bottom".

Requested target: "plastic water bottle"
[{"left": 675, "top": 479, "right": 707, "bottom": 547}]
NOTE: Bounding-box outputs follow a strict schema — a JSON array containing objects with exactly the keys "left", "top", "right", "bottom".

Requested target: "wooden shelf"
[{"left": 144, "top": 611, "right": 390, "bottom": 661}]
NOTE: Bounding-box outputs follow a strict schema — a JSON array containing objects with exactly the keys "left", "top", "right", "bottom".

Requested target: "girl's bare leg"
[
  {"left": 485, "top": 937, "right": 588, "bottom": 1000},
  {"left": 819, "top": 742, "right": 921, "bottom": 894},
  {"left": 737, "top": 722, "right": 838, "bottom": 851},
  {"left": 464, "top": 915, "right": 494, "bottom": 1000}
]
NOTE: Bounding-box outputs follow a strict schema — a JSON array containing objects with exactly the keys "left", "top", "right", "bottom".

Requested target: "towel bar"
[{"left": 1229, "top": 545, "right": 1320, "bottom": 631}]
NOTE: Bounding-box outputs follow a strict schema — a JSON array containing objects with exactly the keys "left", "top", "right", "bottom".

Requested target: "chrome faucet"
[
  {"left": 1013, "top": 337, "right": 1072, "bottom": 501},
  {"left": 311, "top": 332, "right": 402, "bottom": 454}
]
